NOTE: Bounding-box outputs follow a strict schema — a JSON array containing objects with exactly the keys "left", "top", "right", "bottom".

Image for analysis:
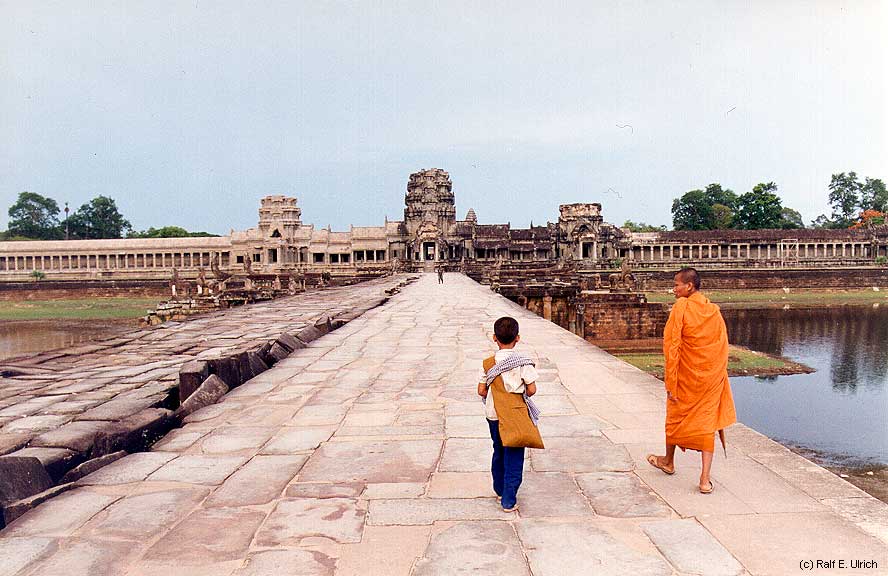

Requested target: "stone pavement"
[
  {"left": 0, "top": 275, "right": 406, "bottom": 490},
  {"left": 2, "top": 273, "right": 887, "bottom": 575}
]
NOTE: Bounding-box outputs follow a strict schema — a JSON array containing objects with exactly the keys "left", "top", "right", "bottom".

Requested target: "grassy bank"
[
  {"left": 0, "top": 298, "right": 159, "bottom": 320},
  {"left": 644, "top": 288, "right": 888, "bottom": 308},
  {"left": 615, "top": 345, "right": 812, "bottom": 379}
]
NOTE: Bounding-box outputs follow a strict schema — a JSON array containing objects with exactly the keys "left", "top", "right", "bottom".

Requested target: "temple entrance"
[{"left": 423, "top": 242, "right": 436, "bottom": 261}]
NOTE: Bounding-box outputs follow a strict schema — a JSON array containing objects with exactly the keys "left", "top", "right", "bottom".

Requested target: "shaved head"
[{"left": 675, "top": 267, "right": 701, "bottom": 290}]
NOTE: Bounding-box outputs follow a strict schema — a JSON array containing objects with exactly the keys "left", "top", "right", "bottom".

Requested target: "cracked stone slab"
[
  {"left": 444, "top": 415, "right": 489, "bottom": 438},
  {"left": 577, "top": 472, "right": 672, "bottom": 518},
  {"left": 77, "top": 452, "right": 177, "bottom": 485},
  {"left": 255, "top": 498, "right": 365, "bottom": 546},
  {"left": 368, "top": 498, "right": 511, "bottom": 525},
  {"left": 3, "top": 490, "right": 120, "bottom": 537},
  {"left": 537, "top": 414, "right": 606, "bottom": 437},
  {"left": 205, "top": 455, "right": 308, "bottom": 507},
  {"left": 414, "top": 522, "right": 530, "bottom": 576},
  {"left": 289, "top": 404, "right": 348, "bottom": 426},
  {"left": 517, "top": 520, "right": 671, "bottom": 576},
  {"left": 0, "top": 536, "right": 55, "bottom": 576},
  {"left": 233, "top": 550, "right": 336, "bottom": 576},
  {"left": 81, "top": 486, "right": 210, "bottom": 540},
  {"left": 531, "top": 437, "right": 634, "bottom": 472},
  {"left": 517, "top": 473, "right": 594, "bottom": 518},
  {"left": 14, "top": 538, "right": 135, "bottom": 576},
  {"left": 261, "top": 426, "right": 337, "bottom": 454},
  {"left": 641, "top": 519, "right": 744, "bottom": 576},
  {"left": 151, "top": 428, "right": 208, "bottom": 452},
  {"left": 286, "top": 482, "right": 365, "bottom": 499},
  {"left": 141, "top": 507, "right": 267, "bottom": 567},
  {"left": 362, "top": 482, "right": 426, "bottom": 499},
  {"left": 298, "top": 440, "right": 441, "bottom": 483},
  {"left": 147, "top": 455, "right": 248, "bottom": 485},
  {"left": 197, "top": 426, "right": 276, "bottom": 454},
  {"left": 439, "top": 438, "right": 494, "bottom": 472}
]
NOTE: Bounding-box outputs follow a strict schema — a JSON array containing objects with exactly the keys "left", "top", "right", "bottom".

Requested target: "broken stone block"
[
  {"left": 257, "top": 341, "right": 275, "bottom": 367},
  {"left": 296, "top": 325, "right": 324, "bottom": 344},
  {"left": 178, "top": 360, "right": 209, "bottom": 404},
  {"left": 5, "top": 447, "right": 83, "bottom": 484},
  {"left": 175, "top": 375, "right": 228, "bottom": 420},
  {"left": 0, "top": 432, "right": 32, "bottom": 456},
  {"left": 247, "top": 352, "right": 269, "bottom": 378},
  {"left": 92, "top": 408, "right": 174, "bottom": 457},
  {"left": 232, "top": 350, "right": 255, "bottom": 384},
  {"left": 268, "top": 342, "right": 291, "bottom": 363},
  {"left": 207, "top": 356, "right": 240, "bottom": 389},
  {"left": 59, "top": 451, "right": 127, "bottom": 484},
  {"left": 30, "top": 420, "right": 108, "bottom": 453},
  {"left": 276, "top": 333, "right": 305, "bottom": 353},
  {"left": 0, "top": 456, "right": 53, "bottom": 527}
]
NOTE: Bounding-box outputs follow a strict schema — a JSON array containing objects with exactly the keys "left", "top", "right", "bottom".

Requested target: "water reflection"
[
  {"left": 0, "top": 320, "right": 129, "bottom": 361},
  {"left": 723, "top": 306, "right": 888, "bottom": 466}
]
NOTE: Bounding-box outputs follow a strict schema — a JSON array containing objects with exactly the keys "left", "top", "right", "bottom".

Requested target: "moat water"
[
  {"left": 0, "top": 320, "right": 130, "bottom": 362},
  {"left": 724, "top": 306, "right": 888, "bottom": 467}
]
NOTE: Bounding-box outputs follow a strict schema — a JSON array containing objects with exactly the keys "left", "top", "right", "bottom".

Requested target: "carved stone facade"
[{"left": 1, "top": 167, "right": 887, "bottom": 280}]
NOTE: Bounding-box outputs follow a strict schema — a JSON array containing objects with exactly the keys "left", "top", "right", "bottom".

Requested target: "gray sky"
[{"left": 2, "top": 1, "right": 886, "bottom": 235}]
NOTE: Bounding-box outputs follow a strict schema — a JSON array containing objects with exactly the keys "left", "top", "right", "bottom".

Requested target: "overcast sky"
[{"left": 2, "top": 1, "right": 886, "bottom": 235}]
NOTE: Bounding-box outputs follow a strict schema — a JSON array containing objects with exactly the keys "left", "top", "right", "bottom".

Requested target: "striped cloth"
[{"left": 483, "top": 352, "right": 541, "bottom": 426}]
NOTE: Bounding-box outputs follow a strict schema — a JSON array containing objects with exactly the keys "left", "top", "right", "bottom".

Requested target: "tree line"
[
  {"left": 2, "top": 192, "right": 217, "bottom": 241},
  {"left": 624, "top": 172, "right": 886, "bottom": 232}
]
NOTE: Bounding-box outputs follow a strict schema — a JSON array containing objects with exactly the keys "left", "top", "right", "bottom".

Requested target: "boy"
[{"left": 477, "top": 316, "right": 539, "bottom": 512}]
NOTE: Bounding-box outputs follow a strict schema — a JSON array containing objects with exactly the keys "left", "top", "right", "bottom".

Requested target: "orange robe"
[{"left": 663, "top": 291, "right": 737, "bottom": 453}]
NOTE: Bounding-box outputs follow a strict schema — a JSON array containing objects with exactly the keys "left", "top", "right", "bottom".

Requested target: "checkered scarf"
[{"left": 483, "top": 352, "right": 541, "bottom": 426}]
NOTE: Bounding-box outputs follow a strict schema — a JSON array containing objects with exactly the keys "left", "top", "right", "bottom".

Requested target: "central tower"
[{"left": 403, "top": 168, "right": 456, "bottom": 262}]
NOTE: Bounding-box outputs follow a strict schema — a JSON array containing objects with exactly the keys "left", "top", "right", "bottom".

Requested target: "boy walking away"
[{"left": 477, "top": 317, "right": 544, "bottom": 512}]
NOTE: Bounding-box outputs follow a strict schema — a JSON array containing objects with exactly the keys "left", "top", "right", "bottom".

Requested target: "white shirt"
[{"left": 478, "top": 349, "right": 539, "bottom": 421}]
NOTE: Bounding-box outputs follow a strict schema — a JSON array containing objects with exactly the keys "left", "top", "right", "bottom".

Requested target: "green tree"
[
  {"left": 828, "top": 172, "right": 862, "bottom": 228},
  {"left": 622, "top": 220, "right": 667, "bottom": 232},
  {"left": 671, "top": 189, "right": 712, "bottom": 230},
  {"left": 703, "top": 183, "right": 738, "bottom": 211},
  {"left": 861, "top": 177, "right": 888, "bottom": 213},
  {"left": 734, "top": 182, "right": 783, "bottom": 229},
  {"left": 778, "top": 207, "right": 804, "bottom": 229},
  {"left": 710, "top": 204, "right": 734, "bottom": 229},
  {"left": 6, "top": 192, "right": 63, "bottom": 240},
  {"left": 129, "top": 226, "right": 219, "bottom": 238},
  {"left": 68, "top": 196, "right": 132, "bottom": 239}
]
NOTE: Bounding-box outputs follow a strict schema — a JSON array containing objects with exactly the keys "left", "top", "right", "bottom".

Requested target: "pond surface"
[
  {"left": 0, "top": 320, "right": 130, "bottom": 362},
  {"left": 724, "top": 306, "right": 888, "bottom": 467}
]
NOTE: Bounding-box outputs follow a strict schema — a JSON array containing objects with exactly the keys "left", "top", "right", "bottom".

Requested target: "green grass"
[
  {"left": 645, "top": 288, "right": 888, "bottom": 307},
  {"left": 0, "top": 298, "right": 159, "bottom": 320},
  {"left": 616, "top": 345, "right": 793, "bottom": 378}
]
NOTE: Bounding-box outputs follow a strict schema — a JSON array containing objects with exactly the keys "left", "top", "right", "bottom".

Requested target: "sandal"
[
  {"left": 699, "top": 481, "right": 714, "bottom": 494},
  {"left": 646, "top": 454, "right": 675, "bottom": 475}
]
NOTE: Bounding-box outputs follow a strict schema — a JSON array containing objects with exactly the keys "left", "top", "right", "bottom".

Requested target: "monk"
[{"left": 647, "top": 267, "right": 736, "bottom": 494}]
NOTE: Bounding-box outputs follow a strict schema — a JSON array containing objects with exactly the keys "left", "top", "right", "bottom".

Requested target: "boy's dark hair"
[
  {"left": 675, "top": 267, "right": 701, "bottom": 290},
  {"left": 494, "top": 316, "right": 520, "bottom": 344}
]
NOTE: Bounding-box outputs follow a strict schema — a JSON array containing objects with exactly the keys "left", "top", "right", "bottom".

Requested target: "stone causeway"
[{"left": 1, "top": 273, "right": 887, "bottom": 575}]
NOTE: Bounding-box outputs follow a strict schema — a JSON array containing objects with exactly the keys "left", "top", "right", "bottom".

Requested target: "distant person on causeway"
[
  {"left": 647, "top": 267, "right": 736, "bottom": 494},
  {"left": 437, "top": 265, "right": 444, "bottom": 284},
  {"left": 477, "top": 317, "right": 544, "bottom": 512}
]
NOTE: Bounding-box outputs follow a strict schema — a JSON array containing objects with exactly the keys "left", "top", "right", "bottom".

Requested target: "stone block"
[
  {"left": 2, "top": 483, "right": 76, "bottom": 527},
  {"left": 247, "top": 352, "right": 269, "bottom": 378},
  {"left": 175, "top": 374, "right": 229, "bottom": 420},
  {"left": 178, "top": 360, "right": 209, "bottom": 404},
  {"left": 234, "top": 550, "right": 335, "bottom": 576},
  {"left": 0, "top": 456, "right": 53, "bottom": 526},
  {"left": 30, "top": 421, "right": 109, "bottom": 453},
  {"left": 414, "top": 522, "right": 530, "bottom": 576},
  {"left": 0, "top": 432, "right": 31, "bottom": 456},
  {"left": 207, "top": 356, "right": 240, "bottom": 389},
  {"left": 3, "top": 489, "right": 120, "bottom": 537},
  {"left": 641, "top": 519, "right": 744, "bottom": 576},
  {"left": 295, "top": 325, "right": 324, "bottom": 344},
  {"left": 59, "top": 451, "right": 127, "bottom": 484},
  {"left": 232, "top": 350, "right": 254, "bottom": 385},
  {"left": 257, "top": 341, "right": 275, "bottom": 366},
  {"left": 5, "top": 447, "right": 82, "bottom": 483},
  {"left": 92, "top": 408, "right": 174, "bottom": 457},
  {"left": 0, "top": 536, "right": 55, "bottom": 576},
  {"left": 255, "top": 498, "right": 365, "bottom": 546},
  {"left": 268, "top": 342, "right": 291, "bottom": 363},
  {"left": 277, "top": 332, "right": 305, "bottom": 352}
]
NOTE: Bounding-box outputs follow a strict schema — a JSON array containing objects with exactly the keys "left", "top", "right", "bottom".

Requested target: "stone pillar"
[
  {"left": 542, "top": 294, "right": 553, "bottom": 321},
  {"left": 576, "top": 303, "right": 586, "bottom": 339}
]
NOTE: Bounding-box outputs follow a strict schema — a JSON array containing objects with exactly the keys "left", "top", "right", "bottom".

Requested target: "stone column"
[{"left": 543, "top": 294, "right": 553, "bottom": 321}]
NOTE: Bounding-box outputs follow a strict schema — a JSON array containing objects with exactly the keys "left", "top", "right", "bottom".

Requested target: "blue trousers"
[{"left": 487, "top": 418, "right": 525, "bottom": 509}]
